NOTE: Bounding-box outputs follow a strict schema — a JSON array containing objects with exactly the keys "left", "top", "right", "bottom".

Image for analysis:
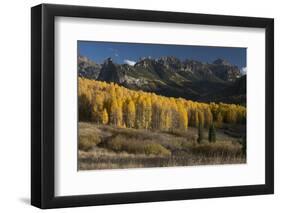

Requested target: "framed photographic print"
[{"left": 31, "top": 3, "right": 274, "bottom": 209}]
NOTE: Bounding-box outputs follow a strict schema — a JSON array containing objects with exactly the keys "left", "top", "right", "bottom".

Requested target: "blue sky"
[{"left": 78, "top": 41, "right": 246, "bottom": 69}]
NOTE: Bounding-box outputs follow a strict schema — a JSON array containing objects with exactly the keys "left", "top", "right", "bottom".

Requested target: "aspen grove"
[{"left": 78, "top": 78, "right": 246, "bottom": 131}]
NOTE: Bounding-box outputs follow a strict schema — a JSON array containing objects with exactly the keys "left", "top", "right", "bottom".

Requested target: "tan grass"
[{"left": 78, "top": 122, "right": 246, "bottom": 170}]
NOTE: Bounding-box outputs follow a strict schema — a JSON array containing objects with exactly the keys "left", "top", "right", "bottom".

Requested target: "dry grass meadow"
[{"left": 78, "top": 122, "right": 246, "bottom": 170}]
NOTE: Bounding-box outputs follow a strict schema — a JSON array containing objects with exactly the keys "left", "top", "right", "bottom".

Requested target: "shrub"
[
  {"left": 144, "top": 143, "right": 171, "bottom": 156},
  {"left": 104, "top": 135, "right": 171, "bottom": 156},
  {"left": 79, "top": 134, "right": 101, "bottom": 151}
]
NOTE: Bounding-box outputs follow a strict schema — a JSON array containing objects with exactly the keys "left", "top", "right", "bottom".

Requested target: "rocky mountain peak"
[
  {"left": 135, "top": 57, "right": 154, "bottom": 68},
  {"left": 213, "top": 58, "right": 231, "bottom": 66},
  {"left": 78, "top": 55, "right": 89, "bottom": 63},
  {"left": 157, "top": 56, "right": 181, "bottom": 70},
  {"left": 78, "top": 56, "right": 101, "bottom": 79},
  {"left": 210, "top": 58, "right": 240, "bottom": 82},
  {"left": 97, "top": 58, "right": 120, "bottom": 83},
  {"left": 104, "top": 57, "right": 114, "bottom": 65},
  {"left": 79, "top": 55, "right": 245, "bottom": 104}
]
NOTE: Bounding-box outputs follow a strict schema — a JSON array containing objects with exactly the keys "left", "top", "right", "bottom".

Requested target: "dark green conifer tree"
[{"left": 208, "top": 123, "right": 216, "bottom": 143}]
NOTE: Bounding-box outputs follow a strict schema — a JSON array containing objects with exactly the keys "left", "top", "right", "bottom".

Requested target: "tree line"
[{"left": 79, "top": 78, "right": 246, "bottom": 131}]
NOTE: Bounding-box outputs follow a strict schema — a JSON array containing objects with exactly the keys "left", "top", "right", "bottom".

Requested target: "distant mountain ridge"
[
  {"left": 78, "top": 56, "right": 101, "bottom": 79},
  {"left": 78, "top": 56, "right": 246, "bottom": 105}
]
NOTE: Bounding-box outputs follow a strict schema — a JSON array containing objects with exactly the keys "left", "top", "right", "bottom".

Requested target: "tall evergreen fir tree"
[{"left": 208, "top": 123, "right": 216, "bottom": 143}]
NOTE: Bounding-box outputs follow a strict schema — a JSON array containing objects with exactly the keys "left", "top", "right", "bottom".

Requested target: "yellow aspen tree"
[
  {"left": 189, "top": 109, "right": 199, "bottom": 127},
  {"left": 159, "top": 108, "right": 166, "bottom": 130},
  {"left": 161, "top": 108, "right": 172, "bottom": 131},
  {"left": 144, "top": 97, "right": 152, "bottom": 129},
  {"left": 78, "top": 93, "right": 91, "bottom": 121},
  {"left": 185, "top": 108, "right": 189, "bottom": 128},
  {"left": 198, "top": 110, "right": 205, "bottom": 127},
  {"left": 225, "top": 107, "right": 237, "bottom": 124},
  {"left": 238, "top": 109, "right": 246, "bottom": 124},
  {"left": 110, "top": 98, "right": 119, "bottom": 126},
  {"left": 101, "top": 108, "right": 109, "bottom": 124},
  {"left": 210, "top": 102, "right": 219, "bottom": 121},
  {"left": 204, "top": 108, "right": 213, "bottom": 128},
  {"left": 135, "top": 97, "right": 142, "bottom": 128},
  {"left": 126, "top": 100, "right": 136, "bottom": 128},
  {"left": 116, "top": 98, "right": 123, "bottom": 127},
  {"left": 151, "top": 101, "right": 161, "bottom": 129},
  {"left": 170, "top": 101, "right": 179, "bottom": 130},
  {"left": 216, "top": 112, "right": 223, "bottom": 128},
  {"left": 136, "top": 96, "right": 146, "bottom": 129},
  {"left": 178, "top": 106, "right": 188, "bottom": 130},
  {"left": 91, "top": 93, "right": 104, "bottom": 124}
]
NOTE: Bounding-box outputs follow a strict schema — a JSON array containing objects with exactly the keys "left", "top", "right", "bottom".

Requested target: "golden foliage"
[{"left": 78, "top": 78, "right": 246, "bottom": 130}]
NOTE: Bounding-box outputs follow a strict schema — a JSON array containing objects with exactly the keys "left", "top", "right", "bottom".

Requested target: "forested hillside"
[{"left": 79, "top": 78, "right": 246, "bottom": 131}]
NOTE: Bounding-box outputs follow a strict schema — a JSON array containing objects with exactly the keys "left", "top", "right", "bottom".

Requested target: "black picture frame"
[{"left": 31, "top": 3, "right": 274, "bottom": 209}]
